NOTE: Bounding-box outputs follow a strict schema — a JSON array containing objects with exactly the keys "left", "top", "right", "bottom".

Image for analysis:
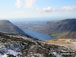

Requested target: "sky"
[{"left": 0, "top": 0, "right": 76, "bottom": 19}]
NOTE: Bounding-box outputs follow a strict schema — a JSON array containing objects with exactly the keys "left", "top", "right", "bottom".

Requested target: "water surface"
[{"left": 24, "top": 30, "right": 53, "bottom": 41}]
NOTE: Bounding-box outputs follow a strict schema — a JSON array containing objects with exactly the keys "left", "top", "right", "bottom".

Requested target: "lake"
[{"left": 24, "top": 30, "right": 53, "bottom": 41}]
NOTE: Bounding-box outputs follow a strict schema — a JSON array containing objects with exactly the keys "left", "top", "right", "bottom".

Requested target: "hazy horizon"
[{"left": 0, "top": 17, "right": 76, "bottom": 22}]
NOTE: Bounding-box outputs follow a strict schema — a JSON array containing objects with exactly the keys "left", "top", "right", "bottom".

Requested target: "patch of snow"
[
  {"left": 0, "top": 54, "right": 3, "bottom": 57},
  {"left": 52, "top": 52, "right": 62, "bottom": 57},
  {"left": 0, "top": 50, "right": 21, "bottom": 57},
  {"left": 34, "top": 53, "right": 44, "bottom": 57},
  {"left": 7, "top": 50, "right": 21, "bottom": 56},
  {"left": 30, "top": 45, "right": 35, "bottom": 49},
  {"left": 1, "top": 54, "right": 7, "bottom": 57}
]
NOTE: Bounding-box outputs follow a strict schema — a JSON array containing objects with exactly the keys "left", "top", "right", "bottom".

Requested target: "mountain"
[
  {"left": 13, "top": 18, "right": 76, "bottom": 38},
  {"left": 0, "top": 20, "right": 25, "bottom": 34},
  {"left": 54, "top": 19, "right": 76, "bottom": 32},
  {"left": 0, "top": 19, "right": 76, "bottom": 57},
  {"left": 48, "top": 19, "right": 76, "bottom": 38},
  {"left": 13, "top": 21, "right": 53, "bottom": 34}
]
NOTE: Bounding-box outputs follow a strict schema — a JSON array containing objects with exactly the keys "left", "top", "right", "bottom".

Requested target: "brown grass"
[{"left": 46, "top": 39, "right": 76, "bottom": 47}]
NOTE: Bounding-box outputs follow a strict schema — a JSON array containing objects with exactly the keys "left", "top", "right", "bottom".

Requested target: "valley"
[
  {"left": 0, "top": 19, "right": 76, "bottom": 57},
  {"left": 0, "top": 0, "right": 76, "bottom": 56},
  {"left": 14, "top": 18, "right": 76, "bottom": 38}
]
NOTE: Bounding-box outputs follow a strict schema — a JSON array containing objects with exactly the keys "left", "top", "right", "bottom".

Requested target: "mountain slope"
[
  {"left": 0, "top": 20, "right": 25, "bottom": 34},
  {"left": 0, "top": 32, "right": 75, "bottom": 57},
  {"left": 13, "top": 21, "right": 56, "bottom": 34},
  {"left": 55, "top": 19, "right": 76, "bottom": 32},
  {"left": 14, "top": 18, "right": 76, "bottom": 38},
  {"left": 50, "top": 19, "right": 76, "bottom": 38}
]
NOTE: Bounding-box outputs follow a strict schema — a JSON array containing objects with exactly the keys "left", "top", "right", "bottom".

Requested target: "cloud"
[
  {"left": 60, "top": 6, "right": 76, "bottom": 11},
  {"left": 40, "top": 7, "right": 56, "bottom": 13},
  {"left": 16, "top": 0, "right": 22, "bottom": 8},
  {"left": 24, "top": 0, "right": 35, "bottom": 8},
  {"left": 40, "top": 6, "right": 76, "bottom": 13},
  {"left": 16, "top": 0, "right": 35, "bottom": 9}
]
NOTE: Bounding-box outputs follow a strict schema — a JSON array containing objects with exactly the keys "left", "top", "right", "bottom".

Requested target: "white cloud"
[
  {"left": 41, "top": 7, "right": 56, "bottom": 13},
  {"left": 16, "top": 0, "right": 22, "bottom": 8},
  {"left": 60, "top": 6, "right": 76, "bottom": 11},
  {"left": 16, "top": 0, "right": 35, "bottom": 9},
  {"left": 40, "top": 6, "right": 76, "bottom": 13},
  {"left": 24, "top": 0, "right": 35, "bottom": 8}
]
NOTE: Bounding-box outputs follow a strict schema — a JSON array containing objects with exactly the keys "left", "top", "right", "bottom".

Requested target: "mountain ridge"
[
  {"left": 0, "top": 20, "right": 25, "bottom": 34},
  {"left": 49, "top": 19, "right": 76, "bottom": 38}
]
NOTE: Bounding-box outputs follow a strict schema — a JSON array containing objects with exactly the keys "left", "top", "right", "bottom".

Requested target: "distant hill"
[
  {"left": 13, "top": 21, "right": 53, "bottom": 34},
  {"left": 0, "top": 20, "right": 25, "bottom": 34},
  {"left": 14, "top": 18, "right": 76, "bottom": 38}
]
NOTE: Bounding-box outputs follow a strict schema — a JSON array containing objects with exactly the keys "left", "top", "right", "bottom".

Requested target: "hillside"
[
  {"left": 14, "top": 19, "right": 76, "bottom": 38},
  {"left": 50, "top": 19, "right": 76, "bottom": 38},
  {"left": 54, "top": 19, "right": 76, "bottom": 33},
  {"left": 13, "top": 21, "right": 51, "bottom": 34},
  {"left": 0, "top": 32, "right": 75, "bottom": 57},
  {"left": 0, "top": 20, "right": 25, "bottom": 34}
]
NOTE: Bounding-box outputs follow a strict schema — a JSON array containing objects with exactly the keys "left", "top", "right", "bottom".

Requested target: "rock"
[{"left": 0, "top": 32, "right": 75, "bottom": 57}]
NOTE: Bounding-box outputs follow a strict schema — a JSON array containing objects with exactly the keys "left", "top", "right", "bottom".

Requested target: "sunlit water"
[{"left": 24, "top": 30, "right": 53, "bottom": 41}]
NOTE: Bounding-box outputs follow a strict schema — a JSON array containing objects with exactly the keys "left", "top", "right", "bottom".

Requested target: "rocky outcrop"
[
  {"left": 0, "top": 32, "right": 50, "bottom": 57},
  {"left": 0, "top": 32, "right": 75, "bottom": 57}
]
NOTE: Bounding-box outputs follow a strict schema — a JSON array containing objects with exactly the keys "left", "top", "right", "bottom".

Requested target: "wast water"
[{"left": 24, "top": 30, "right": 53, "bottom": 41}]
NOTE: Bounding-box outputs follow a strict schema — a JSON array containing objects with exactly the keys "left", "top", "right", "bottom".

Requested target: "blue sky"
[{"left": 0, "top": 0, "right": 76, "bottom": 19}]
